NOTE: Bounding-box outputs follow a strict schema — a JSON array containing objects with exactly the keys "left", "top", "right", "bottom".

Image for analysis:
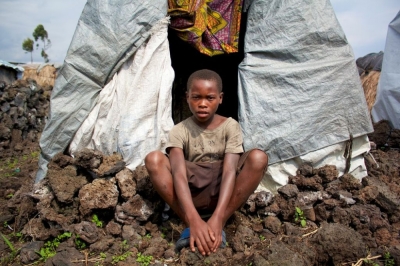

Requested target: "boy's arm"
[
  {"left": 169, "top": 147, "right": 215, "bottom": 256},
  {"left": 207, "top": 152, "right": 240, "bottom": 252}
]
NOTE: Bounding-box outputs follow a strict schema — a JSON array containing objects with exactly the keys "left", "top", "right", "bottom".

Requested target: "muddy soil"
[{"left": 0, "top": 102, "right": 399, "bottom": 266}]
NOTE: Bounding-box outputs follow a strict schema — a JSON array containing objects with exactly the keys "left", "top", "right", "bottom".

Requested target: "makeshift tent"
[
  {"left": 36, "top": 0, "right": 373, "bottom": 192},
  {"left": 0, "top": 60, "right": 24, "bottom": 84},
  {"left": 372, "top": 11, "right": 400, "bottom": 129}
]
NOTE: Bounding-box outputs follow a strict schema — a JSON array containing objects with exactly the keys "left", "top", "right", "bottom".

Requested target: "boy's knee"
[
  {"left": 247, "top": 149, "right": 268, "bottom": 170},
  {"left": 144, "top": 150, "right": 165, "bottom": 169}
]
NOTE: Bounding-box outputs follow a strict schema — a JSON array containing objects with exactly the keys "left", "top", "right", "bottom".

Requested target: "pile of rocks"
[
  {"left": 0, "top": 79, "right": 51, "bottom": 157},
  {"left": 4, "top": 148, "right": 400, "bottom": 265}
]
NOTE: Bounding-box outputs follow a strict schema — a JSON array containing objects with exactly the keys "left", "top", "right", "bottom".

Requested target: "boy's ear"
[{"left": 219, "top": 92, "right": 224, "bottom": 104}]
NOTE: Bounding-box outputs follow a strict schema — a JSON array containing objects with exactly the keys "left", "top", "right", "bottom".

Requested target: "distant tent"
[
  {"left": 372, "top": 11, "right": 400, "bottom": 129},
  {"left": 0, "top": 60, "right": 24, "bottom": 85}
]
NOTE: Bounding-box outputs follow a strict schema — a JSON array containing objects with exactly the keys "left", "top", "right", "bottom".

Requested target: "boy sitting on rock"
[{"left": 145, "top": 69, "right": 268, "bottom": 256}]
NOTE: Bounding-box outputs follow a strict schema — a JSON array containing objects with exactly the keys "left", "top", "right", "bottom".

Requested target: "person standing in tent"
[{"left": 145, "top": 69, "right": 268, "bottom": 255}]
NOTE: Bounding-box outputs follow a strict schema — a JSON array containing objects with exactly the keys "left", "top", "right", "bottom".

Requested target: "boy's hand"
[
  {"left": 189, "top": 217, "right": 216, "bottom": 256},
  {"left": 207, "top": 215, "right": 223, "bottom": 252}
]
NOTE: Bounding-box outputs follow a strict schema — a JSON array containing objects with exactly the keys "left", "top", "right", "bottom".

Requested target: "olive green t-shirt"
[{"left": 166, "top": 117, "right": 244, "bottom": 163}]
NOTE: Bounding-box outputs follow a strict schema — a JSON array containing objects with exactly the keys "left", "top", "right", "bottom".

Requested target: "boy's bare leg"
[
  {"left": 222, "top": 149, "right": 268, "bottom": 224},
  {"left": 145, "top": 151, "right": 188, "bottom": 225}
]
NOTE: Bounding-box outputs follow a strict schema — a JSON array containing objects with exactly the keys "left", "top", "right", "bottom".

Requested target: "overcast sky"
[{"left": 0, "top": 0, "right": 399, "bottom": 64}]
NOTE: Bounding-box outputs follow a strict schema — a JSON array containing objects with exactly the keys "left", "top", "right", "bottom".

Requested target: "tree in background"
[
  {"left": 22, "top": 38, "right": 34, "bottom": 63},
  {"left": 33, "top": 24, "right": 51, "bottom": 63},
  {"left": 22, "top": 24, "right": 51, "bottom": 63}
]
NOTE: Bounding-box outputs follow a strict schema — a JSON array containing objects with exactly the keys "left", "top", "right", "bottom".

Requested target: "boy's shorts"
[{"left": 186, "top": 149, "right": 256, "bottom": 211}]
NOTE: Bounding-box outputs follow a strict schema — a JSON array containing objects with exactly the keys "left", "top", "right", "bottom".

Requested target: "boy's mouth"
[{"left": 197, "top": 111, "right": 208, "bottom": 116}]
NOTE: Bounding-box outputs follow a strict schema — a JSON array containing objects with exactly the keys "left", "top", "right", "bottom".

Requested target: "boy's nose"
[{"left": 199, "top": 99, "right": 207, "bottom": 107}]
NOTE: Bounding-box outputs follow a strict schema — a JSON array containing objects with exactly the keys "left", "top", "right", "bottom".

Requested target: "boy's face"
[{"left": 186, "top": 79, "right": 223, "bottom": 124}]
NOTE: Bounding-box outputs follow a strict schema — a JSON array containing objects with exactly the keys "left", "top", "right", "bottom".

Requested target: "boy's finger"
[
  {"left": 196, "top": 237, "right": 207, "bottom": 256},
  {"left": 212, "top": 236, "right": 221, "bottom": 251},
  {"left": 190, "top": 237, "right": 196, "bottom": 252},
  {"left": 208, "top": 228, "right": 216, "bottom": 241}
]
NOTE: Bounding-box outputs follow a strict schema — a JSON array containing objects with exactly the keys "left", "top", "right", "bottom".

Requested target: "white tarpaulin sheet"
[
  {"left": 238, "top": 0, "right": 373, "bottom": 165},
  {"left": 372, "top": 11, "right": 400, "bottom": 129},
  {"left": 36, "top": 0, "right": 167, "bottom": 182},
  {"left": 69, "top": 19, "right": 174, "bottom": 170},
  {"left": 258, "top": 135, "right": 371, "bottom": 193}
]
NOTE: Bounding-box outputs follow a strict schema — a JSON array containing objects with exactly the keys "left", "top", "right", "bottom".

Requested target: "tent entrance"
[{"left": 168, "top": 13, "right": 246, "bottom": 124}]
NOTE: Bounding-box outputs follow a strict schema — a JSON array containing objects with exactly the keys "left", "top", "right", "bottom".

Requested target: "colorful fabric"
[{"left": 168, "top": 0, "right": 243, "bottom": 56}]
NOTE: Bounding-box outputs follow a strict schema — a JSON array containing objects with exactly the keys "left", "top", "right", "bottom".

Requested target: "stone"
[
  {"left": 1, "top": 101, "right": 10, "bottom": 113},
  {"left": 89, "top": 236, "right": 114, "bottom": 253},
  {"left": 44, "top": 247, "right": 85, "bottom": 266},
  {"left": 106, "top": 220, "right": 122, "bottom": 236},
  {"left": 78, "top": 179, "right": 119, "bottom": 215},
  {"left": 339, "top": 173, "right": 362, "bottom": 190},
  {"left": 0, "top": 124, "right": 11, "bottom": 139},
  {"left": 302, "top": 206, "right": 316, "bottom": 221},
  {"left": 374, "top": 227, "right": 391, "bottom": 246},
  {"left": 121, "top": 194, "right": 154, "bottom": 222},
  {"left": 261, "top": 239, "right": 308, "bottom": 265},
  {"left": 73, "top": 221, "right": 99, "bottom": 244},
  {"left": 310, "top": 222, "right": 366, "bottom": 265},
  {"left": 317, "top": 165, "right": 339, "bottom": 184},
  {"left": 48, "top": 165, "right": 88, "bottom": 203},
  {"left": 116, "top": 168, "right": 136, "bottom": 200},
  {"left": 296, "top": 191, "right": 331, "bottom": 206},
  {"left": 74, "top": 148, "right": 103, "bottom": 170},
  {"left": 296, "top": 163, "right": 315, "bottom": 177},
  {"left": 122, "top": 224, "right": 143, "bottom": 246},
  {"left": 289, "top": 175, "right": 324, "bottom": 191},
  {"left": 264, "top": 216, "right": 282, "bottom": 234},
  {"left": 363, "top": 177, "right": 400, "bottom": 214},
  {"left": 20, "top": 241, "right": 44, "bottom": 264},
  {"left": 278, "top": 184, "right": 299, "bottom": 198},
  {"left": 254, "top": 191, "right": 273, "bottom": 207}
]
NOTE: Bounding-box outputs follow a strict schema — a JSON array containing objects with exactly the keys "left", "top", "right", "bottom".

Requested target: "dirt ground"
[{"left": 0, "top": 99, "right": 399, "bottom": 266}]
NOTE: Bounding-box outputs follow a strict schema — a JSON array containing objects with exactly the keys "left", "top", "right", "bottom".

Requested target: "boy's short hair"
[{"left": 187, "top": 69, "right": 223, "bottom": 92}]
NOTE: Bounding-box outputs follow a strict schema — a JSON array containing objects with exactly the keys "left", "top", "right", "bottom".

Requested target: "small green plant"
[
  {"left": 121, "top": 239, "right": 129, "bottom": 251},
  {"left": 31, "top": 151, "right": 40, "bottom": 159},
  {"left": 259, "top": 235, "right": 266, "bottom": 241},
  {"left": 1, "top": 234, "right": 17, "bottom": 253},
  {"left": 144, "top": 233, "right": 152, "bottom": 239},
  {"left": 37, "top": 232, "right": 72, "bottom": 262},
  {"left": 384, "top": 251, "right": 395, "bottom": 266},
  {"left": 92, "top": 214, "right": 103, "bottom": 228},
  {"left": 6, "top": 193, "right": 14, "bottom": 199},
  {"left": 294, "top": 207, "right": 307, "bottom": 227},
  {"left": 7, "top": 158, "right": 18, "bottom": 169},
  {"left": 10, "top": 231, "right": 24, "bottom": 242},
  {"left": 204, "top": 258, "right": 211, "bottom": 265},
  {"left": 1, "top": 234, "right": 20, "bottom": 263},
  {"left": 136, "top": 252, "right": 153, "bottom": 266},
  {"left": 161, "top": 232, "right": 166, "bottom": 239},
  {"left": 363, "top": 259, "right": 379, "bottom": 266},
  {"left": 75, "top": 234, "right": 87, "bottom": 250},
  {"left": 94, "top": 252, "right": 107, "bottom": 266},
  {"left": 112, "top": 251, "right": 132, "bottom": 264}
]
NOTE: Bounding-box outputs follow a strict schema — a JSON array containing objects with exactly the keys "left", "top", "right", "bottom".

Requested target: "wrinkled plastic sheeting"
[
  {"left": 36, "top": 0, "right": 168, "bottom": 183},
  {"left": 238, "top": 0, "right": 373, "bottom": 165},
  {"left": 69, "top": 18, "right": 174, "bottom": 171},
  {"left": 256, "top": 135, "right": 371, "bottom": 193},
  {"left": 372, "top": 11, "right": 400, "bottom": 129}
]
